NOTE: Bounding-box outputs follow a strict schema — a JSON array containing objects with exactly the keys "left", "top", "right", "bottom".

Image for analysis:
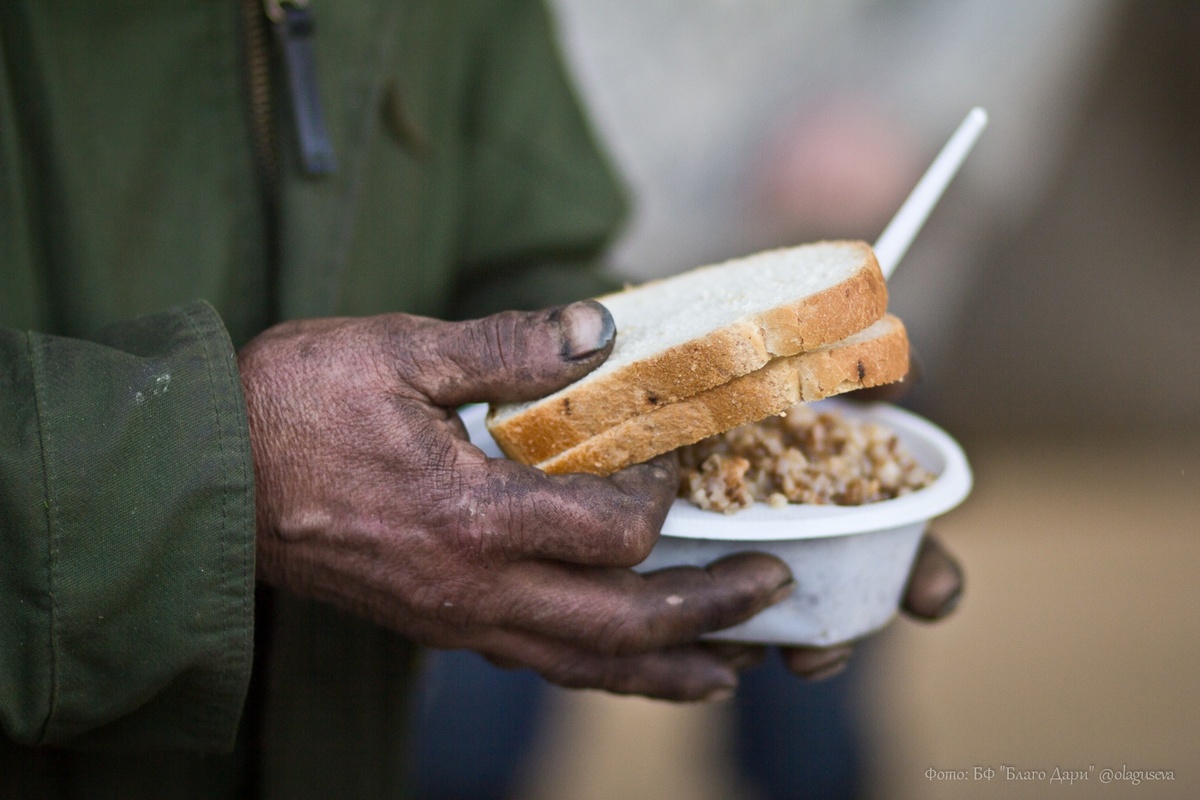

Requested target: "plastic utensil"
[{"left": 873, "top": 107, "right": 988, "bottom": 278}]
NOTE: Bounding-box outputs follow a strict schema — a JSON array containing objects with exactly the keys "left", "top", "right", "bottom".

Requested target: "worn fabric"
[{"left": 0, "top": 0, "right": 625, "bottom": 796}]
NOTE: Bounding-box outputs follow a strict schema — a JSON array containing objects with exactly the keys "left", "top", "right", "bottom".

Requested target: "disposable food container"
[{"left": 462, "top": 399, "right": 971, "bottom": 646}]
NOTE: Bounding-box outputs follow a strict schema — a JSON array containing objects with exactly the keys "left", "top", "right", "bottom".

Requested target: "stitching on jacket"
[
  {"left": 182, "top": 304, "right": 240, "bottom": 742},
  {"left": 26, "top": 332, "right": 61, "bottom": 744},
  {"left": 208, "top": 301, "right": 257, "bottom": 739}
]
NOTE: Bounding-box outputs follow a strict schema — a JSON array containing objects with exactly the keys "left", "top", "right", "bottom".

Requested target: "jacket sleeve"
[
  {"left": 0, "top": 301, "right": 256, "bottom": 752},
  {"left": 449, "top": 0, "right": 627, "bottom": 319}
]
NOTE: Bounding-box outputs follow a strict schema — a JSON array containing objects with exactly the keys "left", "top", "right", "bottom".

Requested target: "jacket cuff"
[{"left": 22, "top": 302, "right": 254, "bottom": 750}]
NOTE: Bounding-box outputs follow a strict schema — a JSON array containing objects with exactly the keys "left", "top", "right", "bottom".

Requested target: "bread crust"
[
  {"left": 532, "top": 315, "right": 909, "bottom": 476},
  {"left": 487, "top": 241, "right": 887, "bottom": 464}
]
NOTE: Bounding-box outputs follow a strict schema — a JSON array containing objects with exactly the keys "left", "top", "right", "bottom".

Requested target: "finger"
[
  {"left": 902, "top": 533, "right": 964, "bottom": 620},
  {"left": 401, "top": 301, "right": 616, "bottom": 406},
  {"left": 461, "top": 452, "right": 679, "bottom": 568},
  {"left": 846, "top": 344, "right": 923, "bottom": 403},
  {"left": 474, "top": 629, "right": 744, "bottom": 702},
  {"left": 490, "top": 552, "right": 794, "bottom": 655},
  {"left": 443, "top": 408, "right": 470, "bottom": 440},
  {"left": 491, "top": 644, "right": 765, "bottom": 680},
  {"left": 780, "top": 644, "right": 855, "bottom": 680},
  {"left": 702, "top": 642, "right": 768, "bottom": 672}
]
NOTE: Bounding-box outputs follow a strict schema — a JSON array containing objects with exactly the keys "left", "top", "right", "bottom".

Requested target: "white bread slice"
[
  {"left": 532, "top": 314, "right": 909, "bottom": 476},
  {"left": 487, "top": 240, "right": 887, "bottom": 464}
]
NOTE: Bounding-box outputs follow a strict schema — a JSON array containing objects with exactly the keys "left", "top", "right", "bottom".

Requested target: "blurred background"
[{"left": 411, "top": 1, "right": 1200, "bottom": 797}]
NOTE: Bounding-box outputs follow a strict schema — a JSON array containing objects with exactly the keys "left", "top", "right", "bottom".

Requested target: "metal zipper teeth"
[
  {"left": 243, "top": 0, "right": 277, "bottom": 192},
  {"left": 241, "top": 0, "right": 281, "bottom": 320}
]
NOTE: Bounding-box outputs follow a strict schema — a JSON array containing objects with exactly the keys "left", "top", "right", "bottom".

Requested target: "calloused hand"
[{"left": 237, "top": 301, "right": 796, "bottom": 701}]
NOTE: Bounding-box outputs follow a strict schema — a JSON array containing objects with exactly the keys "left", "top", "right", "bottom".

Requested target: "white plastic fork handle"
[{"left": 873, "top": 107, "right": 989, "bottom": 279}]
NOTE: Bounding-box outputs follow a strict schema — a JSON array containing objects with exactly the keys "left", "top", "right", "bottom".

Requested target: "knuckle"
[
  {"left": 370, "top": 314, "right": 421, "bottom": 378},
  {"left": 609, "top": 522, "right": 657, "bottom": 567},
  {"left": 592, "top": 606, "right": 655, "bottom": 656},
  {"left": 467, "top": 313, "right": 523, "bottom": 379},
  {"left": 442, "top": 485, "right": 505, "bottom": 563},
  {"left": 405, "top": 578, "right": 480, "bottom": 626},
  {"left": 615, "top": 455, "right": 679, "bottom": 496},
  {"left": 572, "top": 476, "right": 666, "bottom": 567},
  {"left": 448, "top": 520, "right": 490, "bottom": 562},
  {"left": 472, "top": 470, "right": 538, "bottom": 561}
]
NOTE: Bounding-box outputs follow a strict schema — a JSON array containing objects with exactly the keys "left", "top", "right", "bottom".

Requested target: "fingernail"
[
  {"left": 769, "top": 578, "right": 796, "bottom": 606},
  {"left": 558, "top": 300, "right": 615, "bottom": 360},
  {"left": 729, "top": 648, "right": 763, "bottom": 671},
  {"left": 701, "top": 686, "right": 735, "bottom": 703},
  {"left": 805, "top": 654, "right": 851, "bottom": 682}
]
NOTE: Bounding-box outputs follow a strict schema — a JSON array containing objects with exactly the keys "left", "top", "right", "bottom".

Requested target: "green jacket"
[{"left": 0, "top": 1, "right": 624, "bottom": 796}]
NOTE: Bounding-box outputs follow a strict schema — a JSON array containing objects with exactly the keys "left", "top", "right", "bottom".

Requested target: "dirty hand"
[{"left": 237, "top": 302, "right": 794, "bottom": 701}]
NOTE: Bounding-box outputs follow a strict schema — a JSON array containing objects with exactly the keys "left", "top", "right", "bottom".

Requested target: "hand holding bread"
[
  {"left": 236, "top": 303, "right": 800, "bottom": 701},
  {"left": 479, "top": 239, "right": 963, "bottom": 672}
]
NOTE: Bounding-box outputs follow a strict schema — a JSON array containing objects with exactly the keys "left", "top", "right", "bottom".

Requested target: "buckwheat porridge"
[{"left": 678, "top": 404, "right": 935, "bottom": 513}]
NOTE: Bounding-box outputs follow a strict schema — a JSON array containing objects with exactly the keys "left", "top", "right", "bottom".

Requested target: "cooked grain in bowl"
[{"left": 678, "top": 404, "right": 935, "bottom": 513}]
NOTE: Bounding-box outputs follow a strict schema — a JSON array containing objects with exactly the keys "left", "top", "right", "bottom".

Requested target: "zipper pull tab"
[{"left": 265, "top": 0, "right": 337, "bottom": 176}]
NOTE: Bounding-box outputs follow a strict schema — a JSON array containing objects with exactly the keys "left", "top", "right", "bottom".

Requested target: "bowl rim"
[{"left": 460, "top": 398, "right": 972, "bottom": 542}]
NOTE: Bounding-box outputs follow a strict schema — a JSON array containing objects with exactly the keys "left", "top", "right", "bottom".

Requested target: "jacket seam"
[
  {"left": 181, "top": 304, "right": 245, "bottom": 742},
  {"left": 26, "top": 331, "right": 60, "bottom": 744}
]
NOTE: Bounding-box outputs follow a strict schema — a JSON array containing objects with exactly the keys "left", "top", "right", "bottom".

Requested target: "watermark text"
[{"left": 925, "top": 764, "right": 1175, "bottom": 786}]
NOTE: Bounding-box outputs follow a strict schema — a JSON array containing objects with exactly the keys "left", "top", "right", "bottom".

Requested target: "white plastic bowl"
[{"left": 460, "top": 399, "right": 971, "bottom": 646}]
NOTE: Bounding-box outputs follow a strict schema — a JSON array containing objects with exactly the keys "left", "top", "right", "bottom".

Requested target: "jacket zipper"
[
  {"left": 243, "top": 0, "right": 277, "bottom": 194},
  {"left": 245, "top": 0, "right": 337, "bottom": 185},
  {"left": 242, "top": 0, "right": 337, "bottom": 320},
  {"left": 242, "top": 0, "right": 281, "bottom": 321},
  {"left": 264, "top": 0, "right": 337, "bottom": 175}
]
